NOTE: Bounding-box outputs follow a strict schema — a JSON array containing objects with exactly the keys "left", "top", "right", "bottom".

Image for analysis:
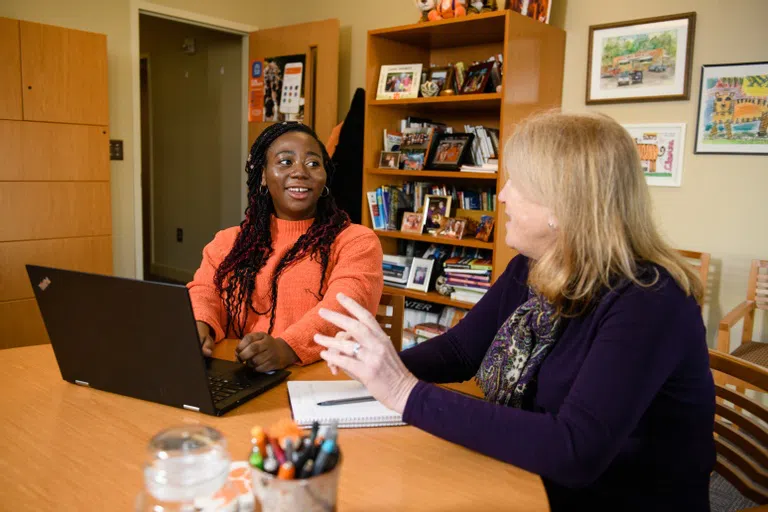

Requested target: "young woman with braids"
[{"left": 187, "top": 122, "right": 383, "bottom": 371}]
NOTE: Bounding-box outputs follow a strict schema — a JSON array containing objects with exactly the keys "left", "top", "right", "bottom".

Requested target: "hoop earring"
[
  {"left": 320, "top": 186, "right": 330, "bottom": 197},
  {"left": 259, "top": 185, "right": 269, "bottom": 196}
]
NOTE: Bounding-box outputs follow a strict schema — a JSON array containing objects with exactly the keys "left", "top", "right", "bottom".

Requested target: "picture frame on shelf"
[
  {"left": 427, "top": 66, "right": 456, "bottom": 95},
  {"left": 428, "top": 133, "right": 475, "bottom": 170},
  {"left": 623, "top": 123, "right": 686, "bottom": 186},
  {"left": 475, "top": 215, "right": 495, "bottom": 242},
  {"left": 438, "top": 218, "right": 467, "bottom": 239},
  {"left": 694, "top": 61, "right": 768, "bottom": 155},
  {"left": 460, "top": 62, "right": 494, "bottom": 95},
  {"left": 406, "top": 257, "right": 435, "bottom": 293},
  {"left": 378, "top": 151, "right": 401, "bottom": 169},
  {"left": 376, "top": 64, "right": 423, "bottom": 100},
  {"left": 586, "top": 12, "right": 696, "bottom": 105},
  {"left": 401, "top": 148, "right": 427, "bottom": 170},
  {"left": 400, "top": 212, "right": 425, "bottom": 234},
  {"left": 422, "top": 195, "right": 452, "bottom": 234},
  {"left": 509, "top": 0, "right": 552, "bottom": 24}
]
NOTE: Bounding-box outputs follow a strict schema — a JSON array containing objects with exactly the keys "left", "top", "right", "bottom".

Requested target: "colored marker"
[
  {"left": 269, "top": 437, "right": 286, "bottom": 465},
  {"left": 299, "top": 459, "right": 314, "bottom": 479},
  {"left": 249, "top": 446, "right": 264, "bottom": 471},
  {"left": 277, "top": 461, "right": 296, "bottom": 480},
  {"left": 250, "top": 426, "right": 267, "bottom": 458},
  {"left": 263, "top": 444, "right": 279, "bottom": 475}
]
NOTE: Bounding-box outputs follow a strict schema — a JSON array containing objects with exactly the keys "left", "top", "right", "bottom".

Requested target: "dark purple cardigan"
[{"left": 400, "top": 255, "right": 715, "bottom": 510}]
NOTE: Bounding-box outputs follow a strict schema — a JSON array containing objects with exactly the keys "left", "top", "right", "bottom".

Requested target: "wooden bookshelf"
[{"left": 363, "top": 11, "right": 565, "bottom": 310}]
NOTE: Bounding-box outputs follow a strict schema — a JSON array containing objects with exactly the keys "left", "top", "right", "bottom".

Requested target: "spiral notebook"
[{"left": 287, "top": 381, "right": 405, "bottom": 428}]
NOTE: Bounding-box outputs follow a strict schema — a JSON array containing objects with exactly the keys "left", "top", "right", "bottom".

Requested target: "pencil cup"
[{"left": 251, "top": 457, "right": 341, "bottom": 512}]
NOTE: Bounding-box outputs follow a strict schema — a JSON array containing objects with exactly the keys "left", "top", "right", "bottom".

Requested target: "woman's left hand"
[
  {"left": 314, "top": 293, "right": 418, "bottom": 414},
  {"left": 236, "top": 332, "right": 298, "bottom": 372}
]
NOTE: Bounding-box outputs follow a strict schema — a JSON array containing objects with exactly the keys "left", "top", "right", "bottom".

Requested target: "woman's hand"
[
  {"left": 314, "top": 293, "right": 418, "bottom": 414},
  {"left": 236, "top": 332, "right": 299, "bottom": 372},
  {"left": 196, "top": 321, "right": 215, "bottom": 357}
]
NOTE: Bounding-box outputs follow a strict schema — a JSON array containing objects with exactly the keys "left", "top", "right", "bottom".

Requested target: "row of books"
[
  {"left": 400, "top": 182, "right": 497, "bottom": 215},
  {"left": 402, "top": 298, "right": 468, "bottom": 350},
  {"left": 443, "top": 256, "right": 493, "bottom": 304},
  {"left": 463, "top": 125, "right": 499, "bottom": 170}
]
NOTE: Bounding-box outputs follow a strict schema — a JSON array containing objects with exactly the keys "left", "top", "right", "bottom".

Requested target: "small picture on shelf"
[
  {"left": 475, "top": 215, "right": 495, "bottom": 242},
  {"left": 423, "top": 195, "right": 452, "bottom": 233},
  {"left": 429, "top": 133, "right": 475, "bottom": 170},
  {"left": 438, "top": 218, "right": 467, "bottom": 239},
  {"left": 376, "top": 64, "right": 423, "bottom": 100},
  {"left": 400, "top": 212, "right": 424, "bottom": 234},
  {"left": 461, "top": 62, "right": 494, "bottom": 95},
  {"left": 406, "top": 257, "right": 435, "bottom": 293},
  {"left": 427, "top": 66, "right": 455, "bottom": 95},
  {"left": 378, "top": 151, "right": 401, "bottom": 169},
  {"left": 401, "top": 149, "right": 427, "bottom": 170},
  {"left": 454, "top": 61, "right": 466, "bottom": 90}
]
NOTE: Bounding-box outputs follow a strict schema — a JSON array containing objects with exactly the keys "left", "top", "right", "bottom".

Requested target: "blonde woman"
[{"left": 314, "top": 112, "right": 714, "bottom": 510}]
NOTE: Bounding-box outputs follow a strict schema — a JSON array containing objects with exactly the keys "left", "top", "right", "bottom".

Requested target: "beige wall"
[
  {"left": 140, "top": 15, "right": 241, "bottom": 282},
  {"left": 560, "top": 0, "right": 767, "bottom": 346}
]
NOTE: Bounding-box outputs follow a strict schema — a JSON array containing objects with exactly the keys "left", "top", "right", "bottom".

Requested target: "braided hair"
[{"left": 214, "top": 122, "right": 350, "bottom": 338}]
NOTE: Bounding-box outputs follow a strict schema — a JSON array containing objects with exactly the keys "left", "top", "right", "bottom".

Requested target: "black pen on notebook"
[{"left": 317, "top": 395, "right": 375, "bottom": 407}]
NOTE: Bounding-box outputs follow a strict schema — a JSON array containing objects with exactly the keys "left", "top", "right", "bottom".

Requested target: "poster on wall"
[
  {"left": 248, "top": 60, "right": 264, "bottom": 122},
  {"left": 623, "top": 123, "right": 686, "bottom": 187},
  {"left": 263, "top": 54, "right": 306, "bottom": 122},
  {"left": 694, "top": 61, "right": 768, "bottom": 155}
]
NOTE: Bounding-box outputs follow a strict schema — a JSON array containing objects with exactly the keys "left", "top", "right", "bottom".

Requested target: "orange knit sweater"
[{"left": 187, "top": 217, "right": 383, "bottom": 365}]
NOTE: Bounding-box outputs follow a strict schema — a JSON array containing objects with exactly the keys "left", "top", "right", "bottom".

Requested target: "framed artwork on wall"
[
  {"left": 586, "top": 12, "right": 696, "bottom": 104},
  {"left": 623, "top": 123, "right": 686, "bottom": 187},
  {"left": 694, "top": 61, "right": 768, "bottom": 155}
]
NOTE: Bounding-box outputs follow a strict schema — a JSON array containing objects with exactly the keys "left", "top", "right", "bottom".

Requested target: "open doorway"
[{"left": 139, "top": 14, "right": 245, "bottom": 284}]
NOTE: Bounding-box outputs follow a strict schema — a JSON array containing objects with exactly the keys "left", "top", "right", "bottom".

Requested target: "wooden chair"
[
  {"left": 376, "top": 293, "right": 404, "bottom": 351},
  {"left": 677, "top": 249, "right": 711, "bottom": 301},
  {"left": 718, "top": 260, "right": 768, "bottom": 366},
  {"left": 709, "top": 349, "right": 768, "bottom": 504}
]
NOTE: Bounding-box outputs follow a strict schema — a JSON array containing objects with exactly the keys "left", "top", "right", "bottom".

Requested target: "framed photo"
[
  {"left": 438, "top": 218, "right": 467, "bottom": 239},
  {"left": 694, "top": 62, "right": 768, "bottom": 155},
  {"left": 422, "top": 195, "right": 452, "bottom": 234},
  {"left": 401, "top": 148, "right": 427, "bottom": 170},
  {"left": 400, "top": 212, "right": 425, "bottom": 234},
  {"left": 406, "top": 257, "right": 434, "bottom": 293},
  {"left": 475, "top": 215, "right": 495, "bottom": 242},
  {"left": 427, "top": 66, "right": 455, "bottom": 95},
  {"left": 623, "top": 123, "right": 686, "bottom": 187},
  {"left": 376, "top": 64, "right": 423, "bottom": 100},
  {"left": 586, "top": 12, "right": 696, "bottom": 104},
  {"left": 428, "top": 133, "right": 475, "bottom": 170},
  {"left": 460, "top": 62, "right": 493, "bottom": 95},
  {"left": 508, "top": 0, "right": 552, "bottom": 24},
  {"left": 378, "top": 151, "right": 401, "bottom": 169}
]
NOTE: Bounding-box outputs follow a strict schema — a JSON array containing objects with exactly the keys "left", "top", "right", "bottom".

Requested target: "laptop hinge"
[
  {"left": 75, "top": 380, "right": 90, "bottom": 387},
  {"left": 183, "top": 405, "right": 200, "bottom": 412}
]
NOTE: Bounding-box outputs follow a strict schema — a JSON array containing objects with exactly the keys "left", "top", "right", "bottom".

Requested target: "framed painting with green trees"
[{"left": 586, "top": 12, "right": 696, "bottom": 104}]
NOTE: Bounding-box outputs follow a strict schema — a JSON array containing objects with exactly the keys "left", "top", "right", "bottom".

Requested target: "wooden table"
[{"left": 0, "top": 342, "right": 548, "bottom": 511}]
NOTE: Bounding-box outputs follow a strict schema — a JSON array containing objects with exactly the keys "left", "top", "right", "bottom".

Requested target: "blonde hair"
[{"left": 504, "top": 111, "right": 702, "bottom": 313}]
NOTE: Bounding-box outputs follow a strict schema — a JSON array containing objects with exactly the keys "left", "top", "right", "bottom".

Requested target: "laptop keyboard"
[{"left": 208, "top": 375, "right": 247, "bottom": 404}]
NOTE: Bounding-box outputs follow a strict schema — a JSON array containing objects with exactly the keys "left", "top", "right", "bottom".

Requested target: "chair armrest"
[{"left": 719, "top": 301, "right": 756, "bottom": 330}]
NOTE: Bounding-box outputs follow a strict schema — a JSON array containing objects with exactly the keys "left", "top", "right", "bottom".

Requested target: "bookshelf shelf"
[
  {"left": 368, "top": 93, "right": 501, "bottom": 111},
  {"left": 374, "top": 229, "right": 493, "bottom": 250},
  {"left": 382, "top": 285, "right": 476, "bottom": 309},
  {"left": 366, "top": 168, "right": 498, "bottom": 180},
  {"left": 363, "top": 12, "right": 565, "bottom": 309}
]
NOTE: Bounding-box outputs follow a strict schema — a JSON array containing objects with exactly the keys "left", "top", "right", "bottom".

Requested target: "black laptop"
[{"left": 26, "top": 265, "right": 289, "bottom": 416}]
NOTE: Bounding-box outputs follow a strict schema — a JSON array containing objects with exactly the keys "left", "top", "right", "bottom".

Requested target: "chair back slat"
[
  {"left": 677, "top": 249, "right": 711, "bottom": 289},
  {"left": 710, "top": 349, "right": 768, "bottom": 505},
  {"left": 715, "top": 384, "right": 768, "bottom": 424},
  {"left": 756, "top": 262, "right": 768, "bottom": 311},
  {"left": 715, "top": 455, "right": 768, "bottom": 504},
  {"left": 716, "top": 420, "right": 768, "bottom": 469},
  {"left": 376, "top": 293, "right": 404, "bottom": 352}
]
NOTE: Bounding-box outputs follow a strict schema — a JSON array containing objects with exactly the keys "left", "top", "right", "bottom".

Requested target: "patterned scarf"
[{"left": 476, "top": 289, "right": 561, "bottom": 408}]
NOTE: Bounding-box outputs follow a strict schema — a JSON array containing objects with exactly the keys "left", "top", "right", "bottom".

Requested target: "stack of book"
[
  {"left": 461, "top": 124, "right": 499, "bottom": 173},
  {"left": 444, "top": 256, "right": 493, "bottom": 304},
  {"left": 382, "top": 254, "right": 412, "bottom": 287}
]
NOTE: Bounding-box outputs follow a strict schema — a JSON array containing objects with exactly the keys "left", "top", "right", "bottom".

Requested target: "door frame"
[{"left": 129, "top": 1, "right": 256, "bottom": 279}]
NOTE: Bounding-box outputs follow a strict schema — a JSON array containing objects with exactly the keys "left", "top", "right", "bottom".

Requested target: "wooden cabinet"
[
  {"left": 19, "top": 21, "right": 108, "bottom": 125},
  {"left": 1, "top": 18, "right": 111, "bottom": 349},
  {"left": 0, "top": 18, "right": 22, "bottom": 120}
]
